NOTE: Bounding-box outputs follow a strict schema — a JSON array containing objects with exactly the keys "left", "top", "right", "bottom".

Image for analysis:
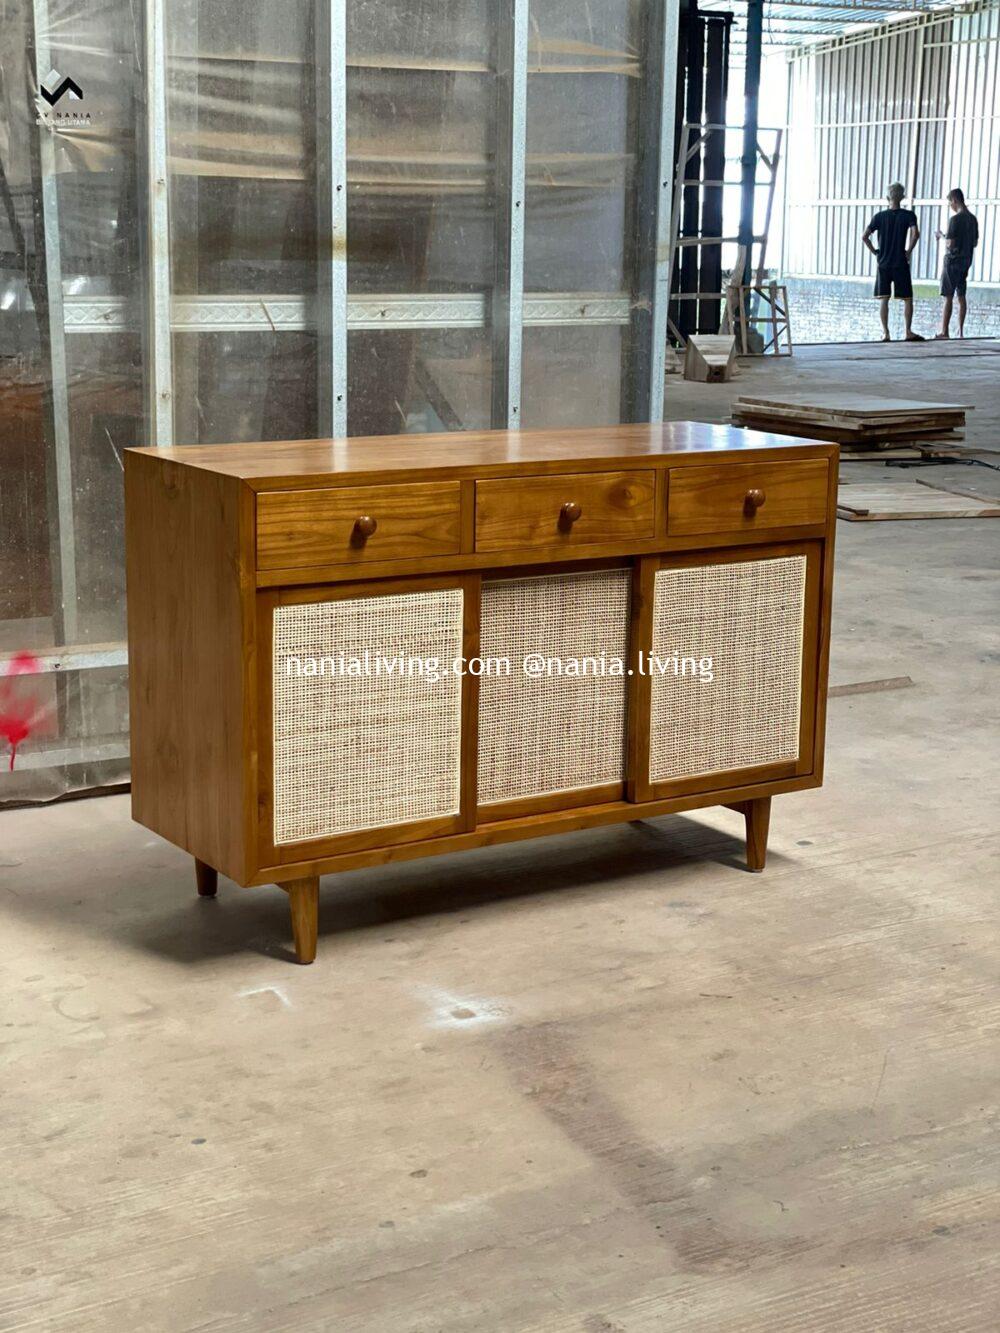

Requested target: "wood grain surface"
[
  {"left": 475, "top": 470, "right": 656, "bottom": 552},
  {"left": 668, "top": 459, "right": 829, "bottom": 536},
  {"left": 257, "top": 481, "right": 462, "bottom": 570}
]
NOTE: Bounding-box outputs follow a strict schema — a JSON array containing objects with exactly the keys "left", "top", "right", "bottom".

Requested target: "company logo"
[
  {"left": 40, "top": 69, "right": 83, "bottom": 106},
  {"left": 36, "top": 69, "right": 90, "bottom": 127}
]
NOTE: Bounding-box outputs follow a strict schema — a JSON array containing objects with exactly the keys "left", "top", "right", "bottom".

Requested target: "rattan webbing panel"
[
  {"left": 478, "top": 569, "right": 630, "bottom": 805},
  {"left": 649, "top": 556, "right": 806, "bottom": 783},
  {"left": 272, "top": 590, "right": 464, "bottom": 844}
]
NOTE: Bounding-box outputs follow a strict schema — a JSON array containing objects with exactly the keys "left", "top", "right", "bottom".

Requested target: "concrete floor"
[{"left": 2, "top": 342, "right": 999, "bottom": 1331}]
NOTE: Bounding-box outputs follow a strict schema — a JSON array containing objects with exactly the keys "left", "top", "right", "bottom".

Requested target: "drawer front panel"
[
  {"left": 257, "top": 482, "right": 462, "bottom": 570},
  {"left": 649, "top": 555, "right": 806, "bottom": 784},
  {"left": 478, "top": 568, "right": 630, "bottom": 808},
  {"left": 475, "top": 471, "right": 655, "bottom": 553},
  {"left": 271, "top": 589, "right": 464, "bottom": 843},
  {"left": 667, "top": 460, "right": 828, "bottom": 536}
]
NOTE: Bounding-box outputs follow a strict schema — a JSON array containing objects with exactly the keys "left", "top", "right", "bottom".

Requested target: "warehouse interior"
[{"left": 1, "top": 1, "right": 998, "bottom": 1328}]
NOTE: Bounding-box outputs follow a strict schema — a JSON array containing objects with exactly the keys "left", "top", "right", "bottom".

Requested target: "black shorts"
[
  {"left": 874, "top": 265, "right": 913, "bottom": 299},
  {"left": 941, "top": 260, "right": 970, "bottom": 298}
]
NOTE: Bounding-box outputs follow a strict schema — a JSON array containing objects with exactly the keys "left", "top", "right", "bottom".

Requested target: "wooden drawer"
[
  {"left": 256, "top": 481, "right": 462, "bottom": 570},
  {"left": 475, "top": 470, "right": 655, "bottom": 553},
  {"left": 667, "top": 460, "right": 829, "bottom": 537}
]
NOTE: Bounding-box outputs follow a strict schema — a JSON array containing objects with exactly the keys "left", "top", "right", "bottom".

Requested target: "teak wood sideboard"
[{"left": 125, "top": 424, "right": 837, "bottom": 963}]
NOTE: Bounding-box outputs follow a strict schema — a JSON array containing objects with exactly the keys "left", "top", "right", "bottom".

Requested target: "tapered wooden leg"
[
  {"left": 743, "top": 797, "right": 772, "bottom": 873},
  {"left": 195, "top": 858, "right": 218, "bottom": 897},
  {"left": 279, "top": 877, "right": 320, "bottom": 964}
]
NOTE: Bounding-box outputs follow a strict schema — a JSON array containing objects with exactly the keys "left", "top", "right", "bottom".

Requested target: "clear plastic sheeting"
[
  {"left": 520, "top": 326, "right": 626, "bottom": 429},
  {"left": 524, "top": 0, "right": 642, "bottom": 423},
  {"left": 1, "top": 0, "right": 140, "bottom": 801},
  {"left": 525, "top": 0, "right": 641, "bottom": 291},
  {"left": 1, "top": 0, "right": 669, "bottom": 801},
  {"left": 345, "top": 0, "right": 499, "bottom": 433},
  {"left": 166, "top": 0, "right": 322, "bottom": 443},
  {"left": 348, "top": 328, "right": 492, "bottom": 437},
  {"left": 347, "top": 0, "right": 497, "bottom": 295}
]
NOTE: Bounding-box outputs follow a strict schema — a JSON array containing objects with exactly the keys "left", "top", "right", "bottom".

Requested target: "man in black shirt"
[
  {"left": 935, "top": 188, "right": 979, "bottom": 339},
  {"left": 862, "top": 182, "right": 923, "bottom": 341}
]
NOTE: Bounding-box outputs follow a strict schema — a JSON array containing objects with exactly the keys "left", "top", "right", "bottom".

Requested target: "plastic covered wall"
[
  {"left": 1, "top": 0, "right": 140, "bottom": 801},
  {"left": 0, "top": 0, "right": 674, "bottom": 801}
]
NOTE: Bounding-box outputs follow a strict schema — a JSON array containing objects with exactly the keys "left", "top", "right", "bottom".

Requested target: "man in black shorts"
[
  {"left": 935, "top": 188, "right": 979, "bottom": 339},
  {"left": 862, "top": 182, "right": 923, "bottom": 342}
]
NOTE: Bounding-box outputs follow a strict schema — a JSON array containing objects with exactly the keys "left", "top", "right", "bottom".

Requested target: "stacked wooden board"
[{"left": 731, "top": 394, "right": 969, "bottom": 448}]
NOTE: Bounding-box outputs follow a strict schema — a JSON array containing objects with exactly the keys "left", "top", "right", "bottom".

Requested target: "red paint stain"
[{"left": 0, "top": 653, "right": 45, "bottom": 771}]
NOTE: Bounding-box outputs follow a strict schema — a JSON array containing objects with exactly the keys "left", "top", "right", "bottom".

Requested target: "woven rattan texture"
[
  {"left": 649, "top": 556, "right": 806, "bottom": 782},
  {"left": 478, "top": 569, "right": 631, "bottom": 805},
  {"left": 272, "top": 590, "right": 464, "bottom": 844}
]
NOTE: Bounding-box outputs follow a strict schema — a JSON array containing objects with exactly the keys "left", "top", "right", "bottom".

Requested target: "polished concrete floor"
[{"left": 1, "top": 342, "right": 999, "bottom": 1331}]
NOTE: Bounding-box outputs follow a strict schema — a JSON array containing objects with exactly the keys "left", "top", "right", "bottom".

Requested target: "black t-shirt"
[
  {"left": 945, "top": 210, "right": 979, "bottom": 268},
  {"left": 868, "top": 208, "right": 917, "bottom": 269}
]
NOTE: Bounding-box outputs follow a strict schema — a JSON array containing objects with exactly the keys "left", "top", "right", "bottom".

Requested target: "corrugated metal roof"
[{"left": 701, "top": 0, "right": 984, "bottom": 51}]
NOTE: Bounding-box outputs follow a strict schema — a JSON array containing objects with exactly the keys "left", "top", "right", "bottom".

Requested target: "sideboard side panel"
[
  {"left": 126, "top": 455, "right": 254, "bottom": 883},
  {"left": 809, "top": 454, "right": 840, "bottom": 785}
]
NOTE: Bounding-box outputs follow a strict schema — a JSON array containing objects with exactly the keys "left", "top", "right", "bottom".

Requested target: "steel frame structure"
[
  {"left": 141, "top": 0, "right": 679, "bottom": 436},
  {"left": 30, "top": 0, "right": 77, "bottom": 648},
  {"left": 703, "top": 0, "right": 974, "bottom": 53},
  {"left": 25, "top": 0, "right": 682, "bottom": 705},
  {"left": 37, "top": 0, "right": 682, "bottom": 438},
  {"left": 27, "top": 0, "right": 992, "bottom": 772}
]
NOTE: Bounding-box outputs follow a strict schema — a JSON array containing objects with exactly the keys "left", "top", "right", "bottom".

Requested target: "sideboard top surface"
[{"left": 127, "top": 422, "right": 836, "bottom": 489}]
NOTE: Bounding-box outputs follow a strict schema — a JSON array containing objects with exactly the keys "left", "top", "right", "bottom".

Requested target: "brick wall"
[{"left": 782, "top": 276, "right": 1000, "bottom": 344}]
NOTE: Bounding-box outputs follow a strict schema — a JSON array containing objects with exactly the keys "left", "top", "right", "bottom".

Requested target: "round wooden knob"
[
  {"left": 744, "top": 488, "right": 766, "bottom": 515},
  {"left": 353, "top": 514, "right": 377, "bottom": 540},
  {"left": 560, "top": 501, "right": 583, "bottom": 526}
]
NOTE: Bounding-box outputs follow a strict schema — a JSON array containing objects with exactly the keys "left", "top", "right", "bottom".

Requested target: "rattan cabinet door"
[
  {"left": 633, "top": 543, "right": 821, "bottom": 801},
  {"left": 477, "top": 566, "right": 631, "bottom": 818},
  {"left": 258, "top": 577, "right": 474, "bottom": 867}
]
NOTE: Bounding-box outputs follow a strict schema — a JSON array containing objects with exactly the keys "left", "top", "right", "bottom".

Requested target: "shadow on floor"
[{"left": 0, "top": 812, "right": 787, "bottom": 967}]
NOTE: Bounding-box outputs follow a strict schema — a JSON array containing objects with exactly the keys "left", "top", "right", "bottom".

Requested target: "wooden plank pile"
[{"left": 731, "top": 394, "right": 969, "bottom": 449}]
